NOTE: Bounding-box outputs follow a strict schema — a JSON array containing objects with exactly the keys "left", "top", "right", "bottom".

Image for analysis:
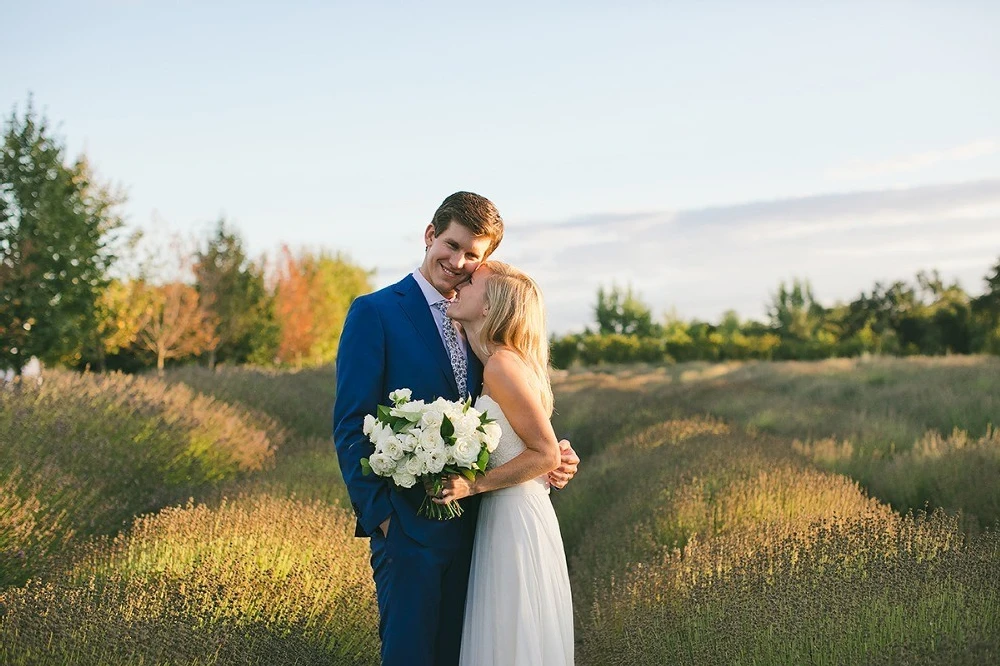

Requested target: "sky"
[{"left": 4, "top": 1, "right": 999, "bottom": 333}]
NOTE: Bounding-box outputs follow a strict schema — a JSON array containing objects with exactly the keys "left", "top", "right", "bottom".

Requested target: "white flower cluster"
[{"left": 362, "top": 388, "right": 501, "bottom": 490}]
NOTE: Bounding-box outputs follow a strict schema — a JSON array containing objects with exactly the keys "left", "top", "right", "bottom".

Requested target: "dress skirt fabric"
[{"left": 458, "top": 477, "right": 574, "bottom": 666}]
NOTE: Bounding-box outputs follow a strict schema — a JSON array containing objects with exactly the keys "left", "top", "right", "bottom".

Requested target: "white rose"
[
  {"left": 418, "top": 427, "right": 445, "bottom": 453},
  {"left": 481, "top": 422, "right": 502, "bottom": 453},
  {"left": 452, "top": 413, "right": 481, "bottom": 440},
  {"left": 363, "top": 414, "right": 378, "bottom": 436},
  {"left": 383, "top": 435, "right": 405, "bottom": 461},
  {"left": 405, "top": 454, "right": 425, "bottom": 476},
  {"left": 370, "top": 421, "right": 393, "bottom": 447},
  {"left": 369, "top": 452, "right": 396, "bottom": 476},
  {"left": 452, "top": 435, "right": 481, "bottom": 467},
  {"left": 438, "top": 399, "right": 463, "bottom": 421},
  {"left": 392, "top": 471, "right": 418, "bottom": 488},
  {"left": 431, "top": 397, "right": 453, "bottom": 411},
  {"left": 390, "top": 400, "right": 426, "bottom": 422},
  {"left": 398, "top": 431, "right": 419, "bottom": 453},
  {"left": 424, "top": 447, "right": 447, "bottom": 474},
  {"left": 389, "top": 388, "right": 412, "bottom": 404},
  {"left": 420, "top": 408, "right": 444, "bottom": 429}
]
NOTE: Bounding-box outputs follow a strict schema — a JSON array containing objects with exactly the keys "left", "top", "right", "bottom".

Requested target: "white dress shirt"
[{"left": 411, "top": 269, "right": 469, "bottom": 363}]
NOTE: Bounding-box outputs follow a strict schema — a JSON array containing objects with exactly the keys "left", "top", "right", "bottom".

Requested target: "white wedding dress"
[{"left": 459, "top": 394, "right": 574, "bottom": 666}]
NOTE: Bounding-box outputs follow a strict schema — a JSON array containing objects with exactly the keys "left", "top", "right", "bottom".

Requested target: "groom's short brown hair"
[{"left": 431, "top": 192, "right": 504, "bottom": 256}]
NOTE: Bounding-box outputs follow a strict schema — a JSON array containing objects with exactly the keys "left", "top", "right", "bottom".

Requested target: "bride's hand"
[
  {"left": 547, "top": 439, "right": 580, "bottom": 489},
  {"left": 431, "top": 474, "right": 476, "bottom": 505}
]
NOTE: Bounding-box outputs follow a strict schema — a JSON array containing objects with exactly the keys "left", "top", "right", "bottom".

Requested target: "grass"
[
  {"left": 1, "top": 355, "right": 997, "bottom": 664},
  {"left": 552, "top": 355, "right": 1000, "bottom": 527},
  {"left": 163, "top": 365, "right": 350, "bottom": 507},
  {"left": 549, "top": 359, "right": 1000, "bottom": 664},
  {"left": 0, "top": 370, "right": 280, "bottom": 586},
  {"left": 162, "top": 365, "right": 336, "bottom": 443},
  {"left": 0, "top": 494, "right": 378, "bottom": 665}
]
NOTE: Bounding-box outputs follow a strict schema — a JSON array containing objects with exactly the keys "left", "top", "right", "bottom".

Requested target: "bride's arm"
[{"left": 433, "top": 350, "right": 560, "bottom": 504}]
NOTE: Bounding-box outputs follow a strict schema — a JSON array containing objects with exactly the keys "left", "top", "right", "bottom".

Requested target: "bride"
[{"left": 433, "top": 260, "right": 574, "bottom": 666}]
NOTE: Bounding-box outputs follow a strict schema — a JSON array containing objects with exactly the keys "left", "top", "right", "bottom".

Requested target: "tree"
[
  {"left": 307, "top": 250, "right": 373, "bottom": 363},
  {"left": 549, "top": 333, "right": 581, "bottom": 369},
  {"left": 661, "top": 310, "right": 695, "bottom": 361},
  {"left": 767, "top": 278, "right": 827, "bottom": 341},
  {"left": 89, "top": 276, "right": 156, "bottom": 371},
  {"left": 0, "top": 99, "right": 123, "bottom": 372},
  {"left": 273, "top": 245, "right": 372, "bottom": 367},
  {"left": 194, "top": 219, "right": 276, "bottom": 367},
  {"left": 273, "top": 246, "right": 315, "bottom": 366},
  {"left": 917, "top": 271, "right": 973, "bottom": 354},
  {"left": 594, "top": 284, "right": 658, "bottom": 337},
  {"left": 980, "top": 257, "right": 1000, "bottom": 313},
  {"left": 127, "top": 230, "right": 219, "bottom": 374},
  {"left": 972, "top": 256, "right": 1000, "bottom": 354},
  {"left": 842, "top": 280, "right": 916, "bottom": 354},
  {"left": 136, "top": 280, "right": 220, "bottom": 374}
]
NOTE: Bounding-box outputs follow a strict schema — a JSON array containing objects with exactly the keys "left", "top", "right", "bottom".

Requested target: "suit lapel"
[{"left": 395, "top": 275, "right": 460, "bottom": 397}]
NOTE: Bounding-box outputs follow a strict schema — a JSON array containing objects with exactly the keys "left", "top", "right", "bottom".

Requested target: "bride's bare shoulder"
[
  {"left": 484, "top": 348, "right": 526, "bottom": 375},
  {"left": 483, "top": 349, "right": 530, "bottom": 393}
]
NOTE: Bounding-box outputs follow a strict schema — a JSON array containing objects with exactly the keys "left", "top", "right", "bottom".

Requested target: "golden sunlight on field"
[{"left": 2, "top": 356, "right": 998, "bottom": 664}]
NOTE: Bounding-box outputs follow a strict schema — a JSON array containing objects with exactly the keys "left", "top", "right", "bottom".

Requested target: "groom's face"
[{"left": 421, "top": 221, "right": 493, "bottom": 298}]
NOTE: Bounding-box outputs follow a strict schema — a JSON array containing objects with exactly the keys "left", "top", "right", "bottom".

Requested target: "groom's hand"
[
  {"left": 547, "top": 440, "right": 580, "bottom": 490},
  {"left": 379, "top": 516, "right": 390, "bottom": 537}
]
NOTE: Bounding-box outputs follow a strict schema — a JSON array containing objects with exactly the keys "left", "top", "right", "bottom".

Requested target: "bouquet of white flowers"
[{"left": 361, "top": 388, "right": 502, "bottom": 520}]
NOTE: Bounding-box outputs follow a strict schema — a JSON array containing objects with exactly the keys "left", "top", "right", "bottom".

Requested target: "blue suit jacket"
[{"left": 334, "top": 274, "right": 483, "bottom": 548}]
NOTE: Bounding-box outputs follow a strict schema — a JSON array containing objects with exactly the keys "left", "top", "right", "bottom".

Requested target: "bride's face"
[{"left": 448, "top": 265, "right": 492, "bottom": 324}]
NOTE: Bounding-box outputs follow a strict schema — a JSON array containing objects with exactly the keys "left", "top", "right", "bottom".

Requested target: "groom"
[{"left": 334, "top": 191, "right": 580, "bottom": 666}]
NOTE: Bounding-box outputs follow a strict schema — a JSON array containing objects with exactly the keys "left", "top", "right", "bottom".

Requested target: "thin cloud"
[
  {"left": 499, "top": 179, "right": 1000, "bottom": 332},
  {"left": 370, "top": 180, "right": 1000, "bottom": 332},
  {"left": 827, "top": 139, "right": 999, "bottom": 181}
]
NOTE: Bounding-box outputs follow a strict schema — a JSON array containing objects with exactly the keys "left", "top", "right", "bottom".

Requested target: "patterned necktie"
[{"left": 433, "top": 300, "right": 468, "bottom": 399}]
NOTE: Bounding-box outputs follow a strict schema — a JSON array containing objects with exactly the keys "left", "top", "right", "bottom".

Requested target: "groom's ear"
[{"left": 423, "top": 224, "right": 436, "bottom": 248}]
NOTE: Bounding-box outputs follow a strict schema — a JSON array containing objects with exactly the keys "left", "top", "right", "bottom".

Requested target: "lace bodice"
[{"left": 475, "top": 394, "right": 527, "bottom": 469}]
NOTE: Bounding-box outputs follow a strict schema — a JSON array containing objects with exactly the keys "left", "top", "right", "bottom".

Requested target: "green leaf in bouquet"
[
  {"left": 360, "top": 458, "right": 373, "bottom": 475},
  {"left": 461, "top": 468, "right": 477, "bottom": 482},
  {"left": 477, "top": 446, "right": 490, "bottom": 472},
  {"left": 441, "top": 414, "right": 454, "bottom": 439},
  {"left": 377, "top": 404, "right": 393, "bottom": 423}
]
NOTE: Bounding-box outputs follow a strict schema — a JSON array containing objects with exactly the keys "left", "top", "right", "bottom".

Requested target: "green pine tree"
[{"left": 0, "top": 98, "right": 122, "bottom": 373}]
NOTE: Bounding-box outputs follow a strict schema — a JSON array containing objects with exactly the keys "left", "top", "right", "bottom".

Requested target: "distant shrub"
[{"left": 549, "top": 335, "right": 581, "bottom": 369}]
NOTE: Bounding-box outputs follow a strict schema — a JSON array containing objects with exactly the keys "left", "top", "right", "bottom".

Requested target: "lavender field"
[{"left": 2, "top": 357, "right": 998, "bottom": 665}]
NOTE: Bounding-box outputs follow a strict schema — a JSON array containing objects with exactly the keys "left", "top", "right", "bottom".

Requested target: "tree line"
[
  {"left": 550, "top": 262, "right": 1000, "bottom": 368},
  {"left": 5, "top": 98, "right": 999, "bottom": 376},
  {"left": 1, "top": 99, "right": 371, "bottom": 376}
]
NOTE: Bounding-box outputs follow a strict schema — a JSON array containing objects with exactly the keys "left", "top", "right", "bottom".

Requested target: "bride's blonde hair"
[{"left": 479, "top": 261, "right": 554, "bottom": 416}]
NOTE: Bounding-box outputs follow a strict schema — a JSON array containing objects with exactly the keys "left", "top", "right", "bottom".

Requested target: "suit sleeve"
[{"left": 334, "top": 296, "right": 394, "bottom": 536}]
